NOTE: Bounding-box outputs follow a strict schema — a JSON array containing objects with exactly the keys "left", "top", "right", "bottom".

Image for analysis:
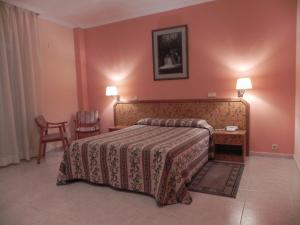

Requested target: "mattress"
[{"left": 57, "top": 118, "right": 212, "bottom": 205}]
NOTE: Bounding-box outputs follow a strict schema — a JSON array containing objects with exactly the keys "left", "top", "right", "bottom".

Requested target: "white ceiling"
[{"left": 4, "top": 0, "right": 214, "bottom": 28}]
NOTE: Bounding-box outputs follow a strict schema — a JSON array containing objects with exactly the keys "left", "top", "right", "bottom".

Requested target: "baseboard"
[
  {"left": 294, "top": 155, "right": 300, "bottom": 172},
  {"left": 250, "top": 151, "right": 293, "bottom": 159}
]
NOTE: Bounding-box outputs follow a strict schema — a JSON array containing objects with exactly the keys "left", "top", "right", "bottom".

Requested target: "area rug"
[{"left": 188, "top": 161, "right": 244, "bottom": 198}]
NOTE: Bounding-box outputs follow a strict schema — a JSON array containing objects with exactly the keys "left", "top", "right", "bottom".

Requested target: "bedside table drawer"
[{"left": 213, "top": 134, "right": 244, "bottom": 145}]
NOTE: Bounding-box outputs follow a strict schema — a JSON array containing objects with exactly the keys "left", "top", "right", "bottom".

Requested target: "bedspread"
[{"left": 57, "top": 124, "right": 210, "bottom": 205}]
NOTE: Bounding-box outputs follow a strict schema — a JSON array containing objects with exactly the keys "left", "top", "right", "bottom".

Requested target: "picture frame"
[{"left": 152, "top": 25, "right": 188, "bottom": 80}]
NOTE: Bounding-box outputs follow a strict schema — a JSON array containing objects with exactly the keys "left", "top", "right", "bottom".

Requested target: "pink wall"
[
  {"left": 295, "top": 0, "right": 300, "bottom": 167},
  {"left": 76, "top": 0, "right": 297, "bottom": 154},
  {"left": 74, "top": 28, "right": 89, "bottom": 110},
  {"left": 38, "top": 18, "right": 78, "bottom": 141}
]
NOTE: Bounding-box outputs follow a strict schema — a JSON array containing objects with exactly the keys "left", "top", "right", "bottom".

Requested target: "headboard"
[
  {"left": 114, "top": 98, "right": 249, "bottom": 129},
  {"left": 114, "top": 98, "right": 250, "bottom": 154}
]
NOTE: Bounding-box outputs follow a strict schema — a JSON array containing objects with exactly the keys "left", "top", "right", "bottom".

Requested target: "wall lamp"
[
  {"left": 236, "top": 77, "right": 252, "bottom": 97},
  {"left": 106, "top": 86, "right": 119, "bottom": 101}
]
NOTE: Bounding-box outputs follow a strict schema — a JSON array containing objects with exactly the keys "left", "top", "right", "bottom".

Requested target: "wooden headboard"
[
  {"left": 113, "top": 98, "right": 249, "bottom": 130},
  {"left": 114, "top": 98, "right": 250, "bottom": 155}
]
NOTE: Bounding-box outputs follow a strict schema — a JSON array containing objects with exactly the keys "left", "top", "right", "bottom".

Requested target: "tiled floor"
[{"left": 0, "top": 150, "right": 299, "bottom": 225}]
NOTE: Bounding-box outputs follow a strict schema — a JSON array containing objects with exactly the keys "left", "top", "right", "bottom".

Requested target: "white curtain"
[{"left": 0, "top": 2, "right": 40, "bottom": 166}]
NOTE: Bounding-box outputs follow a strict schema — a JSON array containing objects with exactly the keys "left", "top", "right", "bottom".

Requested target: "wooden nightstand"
[
  {"left": 213, "top": 130, "right": 247, "bottom": 163},
  {"left": 108, "top": 126, "right": 128, "bottom": 132}
]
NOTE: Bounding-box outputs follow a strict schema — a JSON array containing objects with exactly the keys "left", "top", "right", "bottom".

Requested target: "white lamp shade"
[
  {"left": 236, "top": 78, "right": 252, "bottom": 90},
  {"left": 106, "top": 86, "right": 118, "bottom": 96}
]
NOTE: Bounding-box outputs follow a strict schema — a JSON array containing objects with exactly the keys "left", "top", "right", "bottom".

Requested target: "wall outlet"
[
  {"left": 271, "top": 144, "right": 279, "bottom": 151},
  {"left": 208, "top": 92, "right": 216, "bottom": 98}
]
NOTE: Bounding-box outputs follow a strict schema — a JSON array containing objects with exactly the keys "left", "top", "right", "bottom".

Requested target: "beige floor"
[{"left": 0, "top": 150, "right": 299, "bottom": 225}]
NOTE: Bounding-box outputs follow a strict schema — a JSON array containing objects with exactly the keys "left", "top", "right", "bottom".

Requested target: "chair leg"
[
  {"left": 62, "top": 137, "right": 70, "bottom": 150},
  {"left": 62, "top": 138, "right": 66, "bottom": 150},
  {"left": 37, "top": 141, "right": 43, "bottom": 164},
  {"left": 42, "top": 142, "right": 46, "bottom": 157},
  {"left": 65, "top": 138, "right": 70, "bottom": 148}
]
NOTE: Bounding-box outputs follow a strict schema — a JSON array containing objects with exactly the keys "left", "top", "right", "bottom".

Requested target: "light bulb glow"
[
  {"left": 105, "top": 86, "right": 118, "bottom": 96},
  {"left": 236, "top": 78, "right": 252, "bottom": 90}
]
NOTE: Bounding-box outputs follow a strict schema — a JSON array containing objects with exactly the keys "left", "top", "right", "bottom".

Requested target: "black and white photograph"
[{"left": 152, "top": 25, "right": 188, "bottom": 80}]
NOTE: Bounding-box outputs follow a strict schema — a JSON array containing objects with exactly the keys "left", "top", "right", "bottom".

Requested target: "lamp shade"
[
  {"left": 236, "top": 78, "right": 252, "bottom": 90},
  {"left": 106, "top": 86, "right": 118, "bottom": 96}
]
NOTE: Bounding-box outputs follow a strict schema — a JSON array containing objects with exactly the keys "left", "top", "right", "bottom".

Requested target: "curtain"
[{"left": 0, "top": 2, "right": 40, "bottom": 166}]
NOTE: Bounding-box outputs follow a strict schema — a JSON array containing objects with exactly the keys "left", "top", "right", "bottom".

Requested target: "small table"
[
  {"left": 213, "top": 130, "right": 247, "bottom": 163},
  {"left": 108, "top": 126, "right": 129, "bottom": 132}
]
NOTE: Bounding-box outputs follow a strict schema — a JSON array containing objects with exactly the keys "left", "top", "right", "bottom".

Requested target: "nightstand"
[
  {"left": 213, "top": 130, "right": 247, "bottom": 163},
  {"left": 108, "top": 126, "right": 128, "bottom": 132}
]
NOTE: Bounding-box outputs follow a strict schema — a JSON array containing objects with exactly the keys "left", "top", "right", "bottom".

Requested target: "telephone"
[{"left": 225, "top": 126, "right": 238, "bottom": 132}]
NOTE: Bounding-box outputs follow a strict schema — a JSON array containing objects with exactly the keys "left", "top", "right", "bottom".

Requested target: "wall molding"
[
  {"left": 4, "top": 0, "right": 215, "bottom": 28},
  {"left": 250, "top": 151, "right": 293, "bottom": 159},
  {"left": 82, "top": 0, "right": 215, "bottom": 28}
]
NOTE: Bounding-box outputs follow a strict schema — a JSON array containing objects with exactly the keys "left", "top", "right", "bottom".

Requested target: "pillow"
[{"left": 136, "top": 118, "right": 213, "bottom": 133}]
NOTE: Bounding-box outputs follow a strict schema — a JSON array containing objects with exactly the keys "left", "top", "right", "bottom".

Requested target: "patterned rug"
[{"left": 188, "top": 161, "right": 244, "bottom": 198}]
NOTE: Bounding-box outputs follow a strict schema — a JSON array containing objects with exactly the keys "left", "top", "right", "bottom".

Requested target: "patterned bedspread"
[{"left": 57, "top": 119, "right": 212, "bottom": 206}]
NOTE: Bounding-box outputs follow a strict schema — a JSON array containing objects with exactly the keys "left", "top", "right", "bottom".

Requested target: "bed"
[{"left": 57, "top": 118, "right": 213, "bottom": 206}]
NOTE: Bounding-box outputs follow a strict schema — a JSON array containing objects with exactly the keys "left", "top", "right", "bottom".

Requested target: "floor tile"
[
  {"left": 0, "top": 151, "right": 299, "bottom": 225},
  {"left": 241, "top": 206, "right": 296, "bottom": 225}
]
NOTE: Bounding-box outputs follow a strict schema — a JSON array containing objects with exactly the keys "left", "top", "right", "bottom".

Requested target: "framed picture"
[{"left": 152, "top": 25, "right": 188, "bottom": 80}]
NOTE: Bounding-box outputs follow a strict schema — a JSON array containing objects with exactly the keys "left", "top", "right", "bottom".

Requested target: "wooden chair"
[
  {"left": 35, "top": 115, "right": 69, "bottom": 164},
  {"left": 75, "top": 111, "right": 101, "bottom": 139}
]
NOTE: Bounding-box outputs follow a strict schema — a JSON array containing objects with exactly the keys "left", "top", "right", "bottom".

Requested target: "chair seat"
[
  {"left": 76, "top": 126, "right": 100, "bottom": 133},
  {"left": 42, "top": 133, "right": 67, "bottom": 142}
]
